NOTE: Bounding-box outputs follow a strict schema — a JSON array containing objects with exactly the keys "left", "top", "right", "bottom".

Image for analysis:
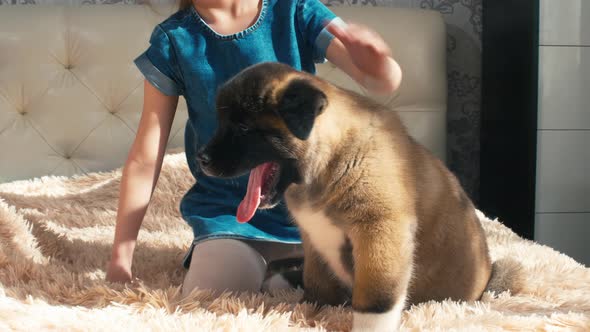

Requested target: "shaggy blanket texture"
[{"left": 0, "top": 152, "right": 589, "bottom": 331}]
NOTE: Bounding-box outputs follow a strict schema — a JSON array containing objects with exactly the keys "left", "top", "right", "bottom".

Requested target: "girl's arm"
[
  {"left": 325, "top": 21, "right": 402, "bottom": 95},
  {"left": 106, "top": 80, "right": 178, "bottom": 283}
]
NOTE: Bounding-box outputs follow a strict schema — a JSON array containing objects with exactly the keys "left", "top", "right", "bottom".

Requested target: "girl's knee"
[{"left": 181, "top": 239, "right": 267, "bottom": 298}]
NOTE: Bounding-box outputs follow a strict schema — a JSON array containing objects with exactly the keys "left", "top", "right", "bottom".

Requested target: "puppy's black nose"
[{"left": 197, "top": 151, "right": 211, "bottom": 166}]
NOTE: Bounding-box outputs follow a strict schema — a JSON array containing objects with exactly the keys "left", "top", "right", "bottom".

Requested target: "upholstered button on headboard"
[{"left": 0, "top": 5, "right": 446, "bottom": 182}]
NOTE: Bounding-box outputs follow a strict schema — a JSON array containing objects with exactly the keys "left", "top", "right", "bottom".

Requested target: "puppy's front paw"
[{"left": 351, "top": 309, "right": 402, "bottom": 332}]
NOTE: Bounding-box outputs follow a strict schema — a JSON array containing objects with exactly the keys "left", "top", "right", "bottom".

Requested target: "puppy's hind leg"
[{"left": 349, "top": 218, "right": 415, "bottom": 332}]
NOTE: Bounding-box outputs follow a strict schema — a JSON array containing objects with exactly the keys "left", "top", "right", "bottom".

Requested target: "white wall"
[{"left": 536, "top": 0, "right": 590, "bottom": 266}]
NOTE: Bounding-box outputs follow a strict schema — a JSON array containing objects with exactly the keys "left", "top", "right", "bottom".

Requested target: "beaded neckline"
[{"left": 189, "top": 0, "right": 268, "bottom": 41}]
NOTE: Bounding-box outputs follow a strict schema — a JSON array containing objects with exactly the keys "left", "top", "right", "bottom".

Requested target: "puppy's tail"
[{"left": 484, "top": 257, "right": 525, "bottom": 295}]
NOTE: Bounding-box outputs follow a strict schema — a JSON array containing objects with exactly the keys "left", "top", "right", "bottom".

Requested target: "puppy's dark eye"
[{"left": 238, "top": 123, "right": 250, "bottom": 133}]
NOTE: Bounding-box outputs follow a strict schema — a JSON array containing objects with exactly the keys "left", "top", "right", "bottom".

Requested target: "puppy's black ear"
[{"left": 276, "top": 79, "right": 327, "bottom": 140}]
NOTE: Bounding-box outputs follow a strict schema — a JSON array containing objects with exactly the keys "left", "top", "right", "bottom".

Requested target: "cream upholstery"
[{"left": 0, "top": 5, "right": 446, "bottom": 182}]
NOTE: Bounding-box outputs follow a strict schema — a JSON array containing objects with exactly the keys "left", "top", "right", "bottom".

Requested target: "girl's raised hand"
[{"left": 326, "top": 20, "right": 393, "bottom": 82}]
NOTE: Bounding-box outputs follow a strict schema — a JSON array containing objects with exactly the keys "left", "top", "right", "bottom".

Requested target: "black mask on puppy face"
[{"left": 275, "top": 79, "right": 327, "bottom": 140}]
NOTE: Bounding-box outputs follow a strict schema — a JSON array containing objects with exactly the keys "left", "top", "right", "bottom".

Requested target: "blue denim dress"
[{"left": 133, "top": 0, "right": 338, "bottom": 267}]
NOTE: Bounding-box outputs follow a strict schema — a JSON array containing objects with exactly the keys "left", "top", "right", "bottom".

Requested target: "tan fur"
[{"left": 264, "top": 69, "right": 493, "bottom": 320}]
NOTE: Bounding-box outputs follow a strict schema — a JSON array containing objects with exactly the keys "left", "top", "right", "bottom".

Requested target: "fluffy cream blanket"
[{"left": 0, "top": 152, "right": 588, "bottom": 331}]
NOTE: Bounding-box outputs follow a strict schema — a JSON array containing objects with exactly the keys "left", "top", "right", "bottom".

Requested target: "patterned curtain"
[{"left": 0, "top": 0, "right": 483, "bottom": 202}]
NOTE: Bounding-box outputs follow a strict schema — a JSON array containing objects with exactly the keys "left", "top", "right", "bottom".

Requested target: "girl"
[{"left": 106, "top": 0, "right": 402, "bottom": 297}]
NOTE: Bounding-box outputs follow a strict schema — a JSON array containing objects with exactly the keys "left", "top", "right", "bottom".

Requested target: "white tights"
[{"left": 181, "top": 239, "right": 303, "bottom": 298}]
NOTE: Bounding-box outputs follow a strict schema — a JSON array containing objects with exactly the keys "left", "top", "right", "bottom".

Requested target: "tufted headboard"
[{"left": 0, "top": 5, "right": 446, "bottom": 182}]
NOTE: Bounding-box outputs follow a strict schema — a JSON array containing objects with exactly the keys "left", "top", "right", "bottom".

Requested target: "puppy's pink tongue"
[{"left": 237, "top": 163, "right": 270, "bottom": 223}]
